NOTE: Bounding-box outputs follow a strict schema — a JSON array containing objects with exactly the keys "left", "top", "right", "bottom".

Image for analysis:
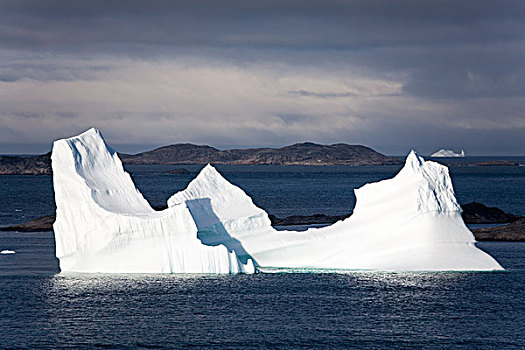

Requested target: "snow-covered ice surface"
[
  {"left": 431, "top": 149, "right": 465, "bottom": 157},
  {"left": 52, "top": 129, "right": 502, "bottom": 273}
]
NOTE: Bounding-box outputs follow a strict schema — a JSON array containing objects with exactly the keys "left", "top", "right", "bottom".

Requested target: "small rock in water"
[
  {"left": 167, "top": 168, "right": 190, "bottom": 175},
  {"left": 1, "top": 250, "right": 15, "bottom": 254}
]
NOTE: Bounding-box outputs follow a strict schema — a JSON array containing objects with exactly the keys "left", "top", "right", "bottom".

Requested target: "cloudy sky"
[{"left": 0, "top": 0, "right": 524, "bottom": 155}]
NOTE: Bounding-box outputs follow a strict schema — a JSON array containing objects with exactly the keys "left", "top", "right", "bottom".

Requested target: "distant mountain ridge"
[
  {"left": 119, "top": 142, "right": 401, "bottom": 166},
  {"left": 0, "top": 142, "right": 400, "bottom": 174}
]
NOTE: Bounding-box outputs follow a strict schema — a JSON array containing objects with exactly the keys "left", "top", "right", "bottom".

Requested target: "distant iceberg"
[
  {"left": 431, "top": 149, "right": 465, "bottom": 158},
  {"left": 0, "top": 250, "right": 15, "bottom": 254},
  {"left": 52, "top": 129, "right": 502, "bottom": 273}
]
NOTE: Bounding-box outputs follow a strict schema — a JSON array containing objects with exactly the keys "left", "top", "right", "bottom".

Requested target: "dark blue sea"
[{"left": 1, "top": 156, "right": 524, "bottom": 348}]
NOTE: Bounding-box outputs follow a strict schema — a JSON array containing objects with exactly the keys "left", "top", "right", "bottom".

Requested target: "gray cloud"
[
  {"left": 0, "top": 0, "right": 523, "bottom": 154},
  {"left": 288, "top": 90, "right": 358, "bottom": 99}
]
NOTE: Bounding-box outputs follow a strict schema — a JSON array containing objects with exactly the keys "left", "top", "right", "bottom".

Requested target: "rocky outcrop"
[
  {"left": 166, "top": 168, "right": 190, "bottom": 175},
  {"left": 461, "top": 202, "right": 522, "bottom": 224},
  {"left": 472, "top": 219, "right": 525, "bottom": 241},
  {"left": 1, "top": 214, "right": 55, "bottom": 232},
  {"left": 0, "top": 152, "right": 51, "bottom": 175},
  {"left": 269, "top": 213, "right": 350, "bottom": 226}
]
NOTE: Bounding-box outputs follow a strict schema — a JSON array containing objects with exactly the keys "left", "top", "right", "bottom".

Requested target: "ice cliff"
[
  {"left": 52, "top": 129, "right": 503, "bottom": 273},
  {"left": 431, "top": 149, "right": 465, "bottom": 158}
]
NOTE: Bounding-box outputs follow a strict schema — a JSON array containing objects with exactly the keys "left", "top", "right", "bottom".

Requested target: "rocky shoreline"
[
  {"left": 472, "top": 219, "right": 525, "bottom": 241},
  {"left": 1, "top": 215, "right": 56, "bottom": 232},
  {"left": 0, "top": 152, "right": 51, "bottom": 175},
  {"left": 3, "top": 202, "right": 523, "bottom": 241}
]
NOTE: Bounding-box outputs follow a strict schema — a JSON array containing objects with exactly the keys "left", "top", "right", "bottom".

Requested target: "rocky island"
[
  {"left": 119, "top": 142, "right": 401, "bottom": 166},
  {"left": 0, "top": 142, "right": 401, "bottom": 175},
  {"left": 472, "top": 219, "right": 525, "bottom": 241}
]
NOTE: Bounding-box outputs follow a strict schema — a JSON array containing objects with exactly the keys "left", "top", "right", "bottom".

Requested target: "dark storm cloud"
[
  {"left": 1, "top": 1, "right": 524, "bottom": 50},
  {"left": 1, "top": 0, "right": 524, "bottom": 99}
]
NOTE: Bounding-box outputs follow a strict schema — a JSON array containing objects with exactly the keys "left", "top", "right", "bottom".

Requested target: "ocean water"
[
  {"left": 1, "top": 157, "right": 524, "bottom": 348},
  {"left": 0, "top": 230, "right": 524, "bottom": 348},
  {"left": 0, "top": 229, "right": 524, "bottom": 348}
]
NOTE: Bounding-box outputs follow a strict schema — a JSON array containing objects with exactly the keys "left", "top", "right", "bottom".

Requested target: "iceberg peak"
[
  {"left": 81, "top": 127, "right": 100, "bottom": 136},
  {"left": 202, "top": 163, "right": 217, "bottom": 172},
  {"left": 66, "top": 127, "right": 104, "bottom": 143},
  {"left": 404, "top": 150, "right": 425, "bottom": 170},
  {"left": 168, "top": 162, "right": 270, "bottom": 228},
  {"left": 397, "top": 150, "right": 460, "bottom": 213}
]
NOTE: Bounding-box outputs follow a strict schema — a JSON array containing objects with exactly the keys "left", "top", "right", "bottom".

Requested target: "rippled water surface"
[
  {"left": 0, "top": 230, "right": 524, "bottom": 349},
  {"left": 1, "top": 271, "right": 522, "bottom": 349}
]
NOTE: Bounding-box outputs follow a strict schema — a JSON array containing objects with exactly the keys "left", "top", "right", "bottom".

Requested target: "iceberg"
[
  {"left": 1, "top": 250, "right": 15, "bottom": 254},
  {"left": 52, "top": 129, "right": 503, "bottom": 273},
  {"left": 431, "top": 149, "right": 465, "bottom": 158}
]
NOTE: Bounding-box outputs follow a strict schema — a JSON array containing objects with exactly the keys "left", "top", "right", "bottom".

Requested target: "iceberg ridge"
[{"left": 52, "top": 129, "right": 503, "bottom": 273}]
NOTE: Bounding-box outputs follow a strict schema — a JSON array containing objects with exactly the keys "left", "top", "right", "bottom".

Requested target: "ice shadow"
[{"left": 185, "top": 198, "right": 257, "bottom": 266}]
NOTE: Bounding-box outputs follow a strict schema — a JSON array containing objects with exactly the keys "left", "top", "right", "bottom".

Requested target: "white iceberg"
[
  {"left": 1, "top": 250, "right": 15, "bottom": 254},
  {"left": 52, "top": 129, "right": 503, "bottom": 273},
  {"left": 431, "top": 149, "right": 465, "bottom": 158}
]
